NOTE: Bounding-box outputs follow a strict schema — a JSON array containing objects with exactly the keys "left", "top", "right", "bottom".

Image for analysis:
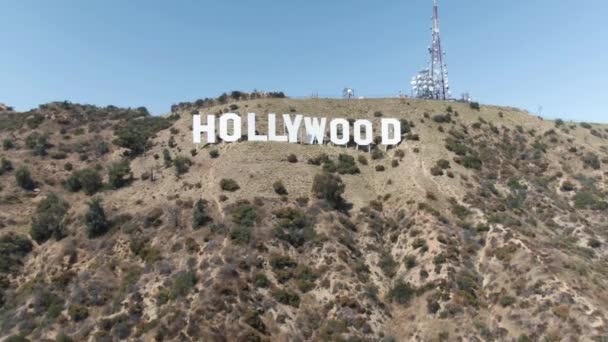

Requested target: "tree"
[
  {"left": 66, "top": 169, "right": 102, "bottom": 195},
  {"left": 312, "top": 172, "right": 345, "bottom": 210},
  {"left": 108, "top": 160, "right": 131, "bottom": 188},
  {"left": 15, "top": 167, "right": 35, "bottom": 190},
  {"left": 173, "top": 156, "right": 192, "bottom": 175},
  {"left": 30, "top": 193, "right": 69, "bottom": 243},
  {"left": 192, "top": 199, "right": 211, "bottom": 229},
  {"left": 85, "top": 198, "right": 109, "bottom": 238}
]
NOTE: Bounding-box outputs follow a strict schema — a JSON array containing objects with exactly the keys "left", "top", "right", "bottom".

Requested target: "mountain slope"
[{"left": 0, "top": 97, "right": 607, "bottom": 341}]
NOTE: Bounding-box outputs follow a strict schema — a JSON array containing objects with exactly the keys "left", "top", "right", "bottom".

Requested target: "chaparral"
[{"left": 192, "top": 113, "right": 402, "bottom": 146}]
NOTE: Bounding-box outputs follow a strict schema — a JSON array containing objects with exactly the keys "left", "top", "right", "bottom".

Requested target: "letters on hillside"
[{"left": 193, "top": 113, "right": 402, "bottom": 146}]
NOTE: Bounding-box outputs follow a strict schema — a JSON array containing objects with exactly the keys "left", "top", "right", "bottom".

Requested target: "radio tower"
[{"left": 411, "top": 0, "right": 451, "bottom": 100}]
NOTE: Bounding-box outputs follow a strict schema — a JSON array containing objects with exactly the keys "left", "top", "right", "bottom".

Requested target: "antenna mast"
[{"left": 411, "top": 0, "right": 451, "bottom": 100}]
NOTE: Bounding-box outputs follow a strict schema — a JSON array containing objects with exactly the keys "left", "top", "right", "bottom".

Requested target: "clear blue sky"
[{"left": 1, "top": 1, "right": 606, "bottom": 122}]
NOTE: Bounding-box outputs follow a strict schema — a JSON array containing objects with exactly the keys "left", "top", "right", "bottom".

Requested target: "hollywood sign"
[{"left": 193, "top": 113, "right": 402, "bottom": 146}]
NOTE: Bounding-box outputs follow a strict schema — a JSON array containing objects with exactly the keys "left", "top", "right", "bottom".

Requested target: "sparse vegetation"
[
  {"left": 30, "top": 193, "right": 69, "bottom": 243},
  {"left": 220, "top": 178, "right": 240, "bottom": 192}
]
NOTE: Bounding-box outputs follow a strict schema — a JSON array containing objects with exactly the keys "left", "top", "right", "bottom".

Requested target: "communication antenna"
[
  {"left": 342, "top": 88, "right": 355, "bottom": 99},
  {"left": 411, "top": 0, "right": 451, "bottom": 100}
]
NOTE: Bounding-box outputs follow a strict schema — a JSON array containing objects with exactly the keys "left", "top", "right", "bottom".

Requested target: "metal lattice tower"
[{"left": 411, "top": 0, "right": 451, "bottom": 100}]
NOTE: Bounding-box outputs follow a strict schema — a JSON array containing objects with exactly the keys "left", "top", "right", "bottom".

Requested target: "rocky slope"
[{"left": 0, "top": 95, "right": 607, "bottom": 341}]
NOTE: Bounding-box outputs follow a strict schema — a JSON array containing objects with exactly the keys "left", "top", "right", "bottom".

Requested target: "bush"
[
  {"left": 254, "top": 273, "right": 270, "bottom": 288},
  {"left": 273, "top": 180, "right": 288, "bottom": 195},
  {"left": 357, "top": 155, "right": 368, "bottom": 165},
  {"left": 469, "top": 102, "right": 480, "bottom": 110},
  {"left": 335, "top": 154, "right": 359, "bottom": 175},
  {"left": 430, "top": 166, "right": 443, "bottom": 176},
  {"left": 243, "top": 309, "right": 266, "bottom": 334},
  {"left": 169, "top": 271, "right": 197, "bottom": 298},
  {"left": 163, "top": 148, "right": 172, "bottom": 167},
  {"left": 173, "top": 156, "right": 192, "bottom": 175},
  {"left": 391, "top": 159, "right": 399, "bottom": 168},
  {"left": 209, "top": 149, "right": 220, "bottom": 158},
  {"left": 108, "top": 160, "right": 131, "bottom": 188},
  {"left": 232, "top": 202, "right": 257, "bottom": 227},
  {"left": 273, "top": 207, "right": 314, "bottom": 247},
  {"left": 85, "top": 198, "right": 109, "bottom": 238},
  {"left": 499, "top": 295, "right": 516, "bottom": 307},
  {"left": 30, "top": 193, "right": 69, "bottom": 243},
  {"left": 95, "top": 141, "right": 109, "bottom": 156},
  {"left": 0, "top": 158, "right": 13, "bottom": 175},
  {"left": 0, "top": 233, "right": 33, "bottom": 273},
  {"left": 3, "top": 138, "right": 14, "bottom": 150},
  {"left": 192, "top": 199, "right": 211, "bottom": 229},
  {"left": 113, "top": 117, "right": 171, "bottom": 155},
  {"left": 379, "top": 252, "right": 397, "bottom": 278},
  {"left": 67, "top": 169, "right": 102, "bottom": 195},
  {"left": 68, "top": 304, "right": 89, "bottom": 322},
  {"left": 461, "top": 155, "right": 482, "bottom": 170},
  {"left": 375, "top": 165, "right": 385, "bottom": 172},
  {"left": 436, "top": 159, "right": 450, "bottom": 169},
  {"left": 272, "top": 288, "right": 300, "bottom": 307},
  {"left": 308, "top": 153, "right": 329, "bottom": 166},
  {"left": 220, "top": 178, "right": 240, "bottom": 192},
  {"left": 582, "top": 153, "right": 601, "bottom": 170},
  {"left": 15, "top": 166, "right": 36, "bottom": 190},
  {"left": 433, "top": 114, "right": 451, "bottom": 123},
  {"left": 374, "top": 111, "right": 383, "bottom": 117},
  {"left": 371, "top": 148, "right": 384, "bottom": 160},
  {"left": 574, "top": 191, "right": 606, "bottom": 210},
  {"left": 312, "top": 173, "right": 345, "bottom": 210},
  {"left": 230, "top": 226, "right": 252, "bottom": 244},
  {"left": 387, "top": 279, "right": 415, "bottom": 305},
  {"left": 287, "top": 154, "right": 298, "bottom": 163}
]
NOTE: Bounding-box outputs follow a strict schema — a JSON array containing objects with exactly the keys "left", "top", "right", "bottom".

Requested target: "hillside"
[{"left": 0, "top": 96, "right": 607, "bottom": 341}]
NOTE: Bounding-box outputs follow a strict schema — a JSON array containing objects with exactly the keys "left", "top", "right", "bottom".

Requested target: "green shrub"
[
  {"left": 308, "top": 153, "right": 329, "bottom": 166},
  {"left": 94, "top": 141, "right": 109, "bottom": 156},
  {"left": 254, "top": 273, "right": 270, "bottom": 288},
  {"left": 461, "top": 155, "right": 482, "bottom": 170},
  {"left": 209, "top": 149, "right": 220, "bottom": 158},
  {"left": 163, "top": 148, "right": 172, "bottom": 167},
  {"left": 243, "top": 309, "right": 266, "bottom": 333},
  {"left": 108, "top": 160, "right": 131, "bottom": 188},
  {"left": 85, "top": 197, "right": 109, "bottom": 238},
  {"left": 113, "top": 116, "right": 171, "bottom": 155},
  {"left": 0, "top": 233, "right": 33, "bottom": 273},
  {"left": 30, "top": 193, "right": 69, "bottom": 243},
  {"left": 272, "top": 288, "right": 300, "bottom": 307},
  {"left": 430, "top": 166, "right": 443, "bottom": 176},
  {"left": 273, "top": 180, "right": 288, "bottom": 195},
  {"left": 66, "top": 169, "right": 102, "bottom": 195},
  {"left": 173, "top": 156, "right": 192, "bottom": 175},
  {"left": 469, "top": 102, "right": 480, "bottom": 110},
  {"left": 232, "top": 202, "right": 257, "bottom": 227},
  {"left": 574, "top": 191, "right": 607, "bottom": 210},
  {"left": 294, "top": 265, "right": 318, "bottom": 292},
  {"left": 432, "top": 114, "right": 451, "bottom": 123},
  {"left": 371, "top": 147, "right": 384, "bottom": 160},
  {"left": 273, "top": 207, "right": 314, "bottom": 247},
  {"left": 312, "top": 173, "right": 345, "bottom": 210},
  {"left": 220, "top": 178, "right": 240, "bottom": 192},
  {"left": 335, "top": 154, "right": 359, "bottom": 175},
  {"left": 68, "top": 304, "right": 89, "bottom": 322},
  {"left": 168, "top": 271, "right": 197, "bottom": 299},
  {"left": 387, "top": 279, "right": 415, "bottom": 305},
  {"left": 357, "top": 155, "right": 368, "bottom": 165},
  {"left": 230, "top": 226, "right": 252, "bottom": 244},
  {"left": 3, "top": 138, "right": 14, "bottom": 150},
  {"left": 192, "top": 199, "right": 211, "bottom": 229},
  {"left": 379, "top": 252, "right": 397, "bottom": 278},
  {"left": 0, "top": 158, "right": 13, "bottom": 175},
  {"left": 499, "top": 295, "right": 516, "bottom": 307},
  {"left": 436, "top": 159, "right": 450, "bottom": 169},
  {"left": 287, "top": 154, "right": 298, "bottom": 163},
  {"left": 582, "top": 153, "right": 601, "bottom": 170},
  {"left": 15, "top": 166, "right": 36, "bottom": 190}
]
